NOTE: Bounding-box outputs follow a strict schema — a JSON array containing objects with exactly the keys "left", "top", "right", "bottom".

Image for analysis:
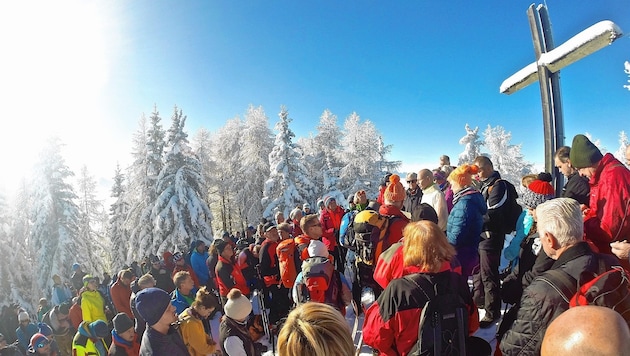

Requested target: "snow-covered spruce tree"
[
  {"left": 481, "top": 125, "right": 532, "bottom": 186},
  {"left": 30, "top": 138, "right": 87, "bottom": 298},
  {"left": 239, "top": 105, "right": 273, "bottom": 225},
  {"left": 208, "top": 117, "right": 243, "bottom": 235},
  {"left": 338, "top": 112, "right": 383, "bottom": 199},
  {"left": 76, "top": 165, "right": 110, "bottom": 275},
  {"left": 261, "top": 106, "right": 316, "bottom": 219},
  {"left": 458, "top": 124, "right": 483, "bottom": 165},
  {"left": 375, "top": 134, "right": 401, "bottom": 178},
  {"left": 0, "top": 192, "right": 13, "bottom": 305},
  {"left": 191, "top": 127, "right": 217, "bottom": 230},
  {"left": 7, "top": 180, "right": 35, "bottom": 308},
  {"left": 584, "top": 132, "right": 607, "bottom": 154},
  {"left": 310, "top": 109, "right": 346, "bottom": 205},
  {"left": 614, "top": 131, "right": 629, "bottom": 165},
  {"left": 125, "top": 111, "right": 165, "bottom": 263},
  {"left": 108, "top": 163, "right": 128, "bottom": 272},
  {"left": 151, "top": 107, "right": 213, "bottom": 254}
]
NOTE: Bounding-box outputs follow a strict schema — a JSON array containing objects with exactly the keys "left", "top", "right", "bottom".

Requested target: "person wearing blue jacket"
[
  {"left": 446, "top": 164, "right": 487, "bottom": 279},
  {"left": 189, "top": 240, "right": 210, "bottom": 288}
]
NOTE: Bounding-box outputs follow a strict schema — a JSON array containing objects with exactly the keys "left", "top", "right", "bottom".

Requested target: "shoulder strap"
[
  {"left": 536, "top": 270, "right": 577, "bottom": 303},
  {"left": 403, "top": 273, "right": 434, "bottom": 302}
]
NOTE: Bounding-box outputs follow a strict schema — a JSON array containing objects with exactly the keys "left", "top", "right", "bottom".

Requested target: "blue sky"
[{"left": 1, "top": 1, "right": 629, "bottom": 195}]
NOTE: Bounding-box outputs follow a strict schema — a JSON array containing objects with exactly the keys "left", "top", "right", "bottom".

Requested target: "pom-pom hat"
[
  {"left": 521, "top": 179, "right": 555, "bottom": 209},
  {"left": 384, "top": 174, "right": 405, "bottom": 202},
  {"left": 224, "top": 289, "right": 252, "bottom": 321},
  {"left": 448, "top": 164, "right": 479, "bottom": 187}
]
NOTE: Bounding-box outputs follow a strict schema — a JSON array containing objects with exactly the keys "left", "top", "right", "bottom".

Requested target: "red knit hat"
[
  {"left": 528, "top": 179, "right": 554, "bottom": 196},
  {"left": 384, "top": 174, "right": 405, "bottom": 202}
]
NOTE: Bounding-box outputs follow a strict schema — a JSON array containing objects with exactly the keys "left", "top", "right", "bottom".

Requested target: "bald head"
[
  {"left": 418, "top": 169, "right": 433, "bottom": 189},
  {"left": 542, "top": 306, "right": 630, "bottom": 356}
]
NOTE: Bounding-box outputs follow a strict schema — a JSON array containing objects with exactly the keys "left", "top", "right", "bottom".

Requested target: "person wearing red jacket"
[
  {"left": 258, "top": 222, "right": 290, "bottom": 325},
  {"left": 109, "top": 312, "right": 140, "bottom": 356},
  {"left": 110, "top": 270, "right": 134, "bottom": 319},
  {"left": 320, "top": 196, "right": 346, "bottom": 272},
  {"left": 570, "top": 134, "right": 630, "bottom": 267},
  {"left": 363, "top": 221, "right": 479, "bottom": 356},
  {"left": 214, "top": 240, "right": 250, "bottom": 306}
]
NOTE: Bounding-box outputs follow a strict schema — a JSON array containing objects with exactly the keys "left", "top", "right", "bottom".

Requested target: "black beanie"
[{"left": 113, "top": 313, "right": 134, "bottom": 334}]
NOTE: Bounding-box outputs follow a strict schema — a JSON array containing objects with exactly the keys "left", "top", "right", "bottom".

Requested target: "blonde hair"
[
  {"left": 278, "top": 302, "right": 355, "bottom": 356},
  {"left": 521, "top": 174, "right": 538, "bottom": 188},
  {"left": 403, "top": 221, "right": 455, "bottom": 272}
]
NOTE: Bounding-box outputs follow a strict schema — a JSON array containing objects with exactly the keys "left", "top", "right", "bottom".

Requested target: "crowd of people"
[{"left": 1, "top": 135, "right": 630, "bottom": 356}]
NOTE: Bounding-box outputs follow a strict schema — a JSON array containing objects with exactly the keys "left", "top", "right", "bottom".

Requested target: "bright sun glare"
[{"left": 1, "top": 1, "right": 114, "bottom": 197}]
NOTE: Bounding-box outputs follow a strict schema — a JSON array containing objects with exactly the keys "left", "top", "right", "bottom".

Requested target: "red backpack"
[{"left": 276, "top": 237, "right": 310, "bottom": 288}]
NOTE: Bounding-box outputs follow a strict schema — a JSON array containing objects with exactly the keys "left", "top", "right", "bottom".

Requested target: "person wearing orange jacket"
[{"left": 110, "top": 270, "right": 134, "bottom": 319}]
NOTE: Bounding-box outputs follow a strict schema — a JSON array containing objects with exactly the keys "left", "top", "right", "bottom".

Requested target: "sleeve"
[
  {"left": 446, "top": 202, "right": 466, "bottom": 246},
  {"left": 504, "top": 211, "right": 529, "bottom": 262},
  {"left": 362, "top": 302, "right": 397, "bottom": 355},
  {"left": 500, "top": 282, "right": 557, "bottom": 355},
  {"left": 223, "top": 335, "right": 248, "bottom": 356},
  {"left": 292, "top": 273, "right": 303, "bottom": 302},
  {"left": 259, "top": 244, "right": 272, "bottom": 276},
  {"left": 434, "top": 192, "right": 449, "bottom": 231}
]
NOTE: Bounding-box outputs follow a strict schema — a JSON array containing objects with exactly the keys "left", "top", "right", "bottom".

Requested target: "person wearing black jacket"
[
  {"left": 554, "top": 146, "right": 590, "bottom": 205},
  {"left": 500, "top": 198, "right": 618, "bottom": 355}
]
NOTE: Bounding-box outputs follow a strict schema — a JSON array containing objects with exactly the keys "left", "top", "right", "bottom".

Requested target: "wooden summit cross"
[{"left": 500, "top": 4, "right": 623, "bottom": 194}]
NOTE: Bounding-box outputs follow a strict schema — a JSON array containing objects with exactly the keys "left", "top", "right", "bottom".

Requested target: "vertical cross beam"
[
  {"left": 500, "top": 5, "right": 623, "bottom": 196},
  {"left": 527, "top": 4, "right": 564, "bottom": 194}
]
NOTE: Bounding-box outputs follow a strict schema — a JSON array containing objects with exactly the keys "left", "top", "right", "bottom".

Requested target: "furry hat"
[
  {"left": 224, "top": 289, "right": 252, "bottom": 321},
  {"left": 521, "top": 179, "right": 555, "bottom": 209},
  {"left": 569, "top": 134, "right": 603, "bottom": 169},
  {"left": 135, "top": 287, "right": 171, "bottom": 326},
  {"left": 384, "top": 174, "right": 405, "bottom": 202}
]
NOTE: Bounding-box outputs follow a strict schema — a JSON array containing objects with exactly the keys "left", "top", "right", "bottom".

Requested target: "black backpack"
[
  {"left": 489, "top": 179, "right": 522, "bottom": 234},
  {"left": 405, "top": 272, "right": 469, "bottom": 356}
]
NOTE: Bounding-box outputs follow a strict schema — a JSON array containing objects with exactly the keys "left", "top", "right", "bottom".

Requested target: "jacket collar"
[{"left": 550, "top": 241, "right": 593, "bottom": 270}]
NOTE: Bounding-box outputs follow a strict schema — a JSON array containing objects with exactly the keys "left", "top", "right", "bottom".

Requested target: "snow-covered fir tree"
[
  {"left": 584, "top": 132, "right": 607, "bottom": 153},
  {"left": 458, "top": 124, "right": 483, "bottom": 165},
  {"left": 151, "top": 107, "right": 213, "bottom": 253},
  {"left": 108, "top": 163, "right": 128, "bottom": 272},
  {"left": 261, "top": 106, "right": 316, "bottom": 219},
  {"left": 30, "top": 138, "right": 86, "bottom": 298},
  {"left": 375, "top": 134, "right": 401, "bottom": 176},
  {"left": 76, "top": 165, "right": 110, "bottom": 275},
  {"left": 482, "top": 125, "right": 532, "bottom": 186},
  {"left": 239, "top": 105, "right": 273, "bottom": 225},
  {"left": 6, "top": 180, "right": 35, "bottom": 308},
  {"left": 338, "top": 112, "right": 383, "bottom": 199},
  {"left": 614, "top": 131, "right": 629, "bottom": 165},
  {"left": 208, "top": 117, "right": 244, "bottom": 234},
  {"left": 310, "top": 109, "right": 346, "bottom": 205},
  {"left": 126, "top": 111, "right": 165, "bottom": 262},
  {"left": 0, "top": 192, "right": 12, "bottom": 305}
]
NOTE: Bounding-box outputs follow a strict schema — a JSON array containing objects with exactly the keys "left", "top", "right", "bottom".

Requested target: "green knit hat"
[{"left": 570, "top": 134, "right": 603, "bottom": 169}]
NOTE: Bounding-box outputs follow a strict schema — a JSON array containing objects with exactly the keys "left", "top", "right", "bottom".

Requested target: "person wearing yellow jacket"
[
  {"left": 80, "top": 275, "right": 107, "bottom": 323},
  {"left": 72, "top": 320, "right": 109, "bottom": 356},
  {"left": 178, "top": 287, "right": 220, "bottom": 356}
]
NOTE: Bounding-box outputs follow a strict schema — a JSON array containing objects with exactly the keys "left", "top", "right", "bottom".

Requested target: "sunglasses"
[{"left": 407, "top": 180, "right": 417, "bottom": 183}]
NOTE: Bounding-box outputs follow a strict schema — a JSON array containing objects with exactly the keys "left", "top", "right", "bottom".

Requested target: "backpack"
[
  {"left": 405, "top": 272, "right": 469, "bottom": 356},
  {"left": 488, "top": 179, "right": 522, "bottom": 234},
  {"left": 296, "top": 256, "right": 341, "bottom": 308},
  {"left": 353, "top": 210, "right": 399, "bottom": 291},
  {"left": 339, "top": 210, "right": 358, "bottom": 249},
  {"left": 537, "top": 257, "right": 630, "bottom": 327},
  {"left": 276, "top": 237, "right": 310, "bottom": 288}
]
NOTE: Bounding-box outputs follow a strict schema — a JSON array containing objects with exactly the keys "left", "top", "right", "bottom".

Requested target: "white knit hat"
[
  {"left": 224, "top": 289, "right": 252, "bottom": 321},
  {"left": 307, "top": 240, "right": 328, "bottom": 258}
]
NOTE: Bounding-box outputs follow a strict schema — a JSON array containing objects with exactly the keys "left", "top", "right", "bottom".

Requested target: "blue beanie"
[
  {"left": 88, "top": 320, "right": 109, "bottom": 338},
  {"left": 135, "top": 287, "right": 171, "bottom": 326}
]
